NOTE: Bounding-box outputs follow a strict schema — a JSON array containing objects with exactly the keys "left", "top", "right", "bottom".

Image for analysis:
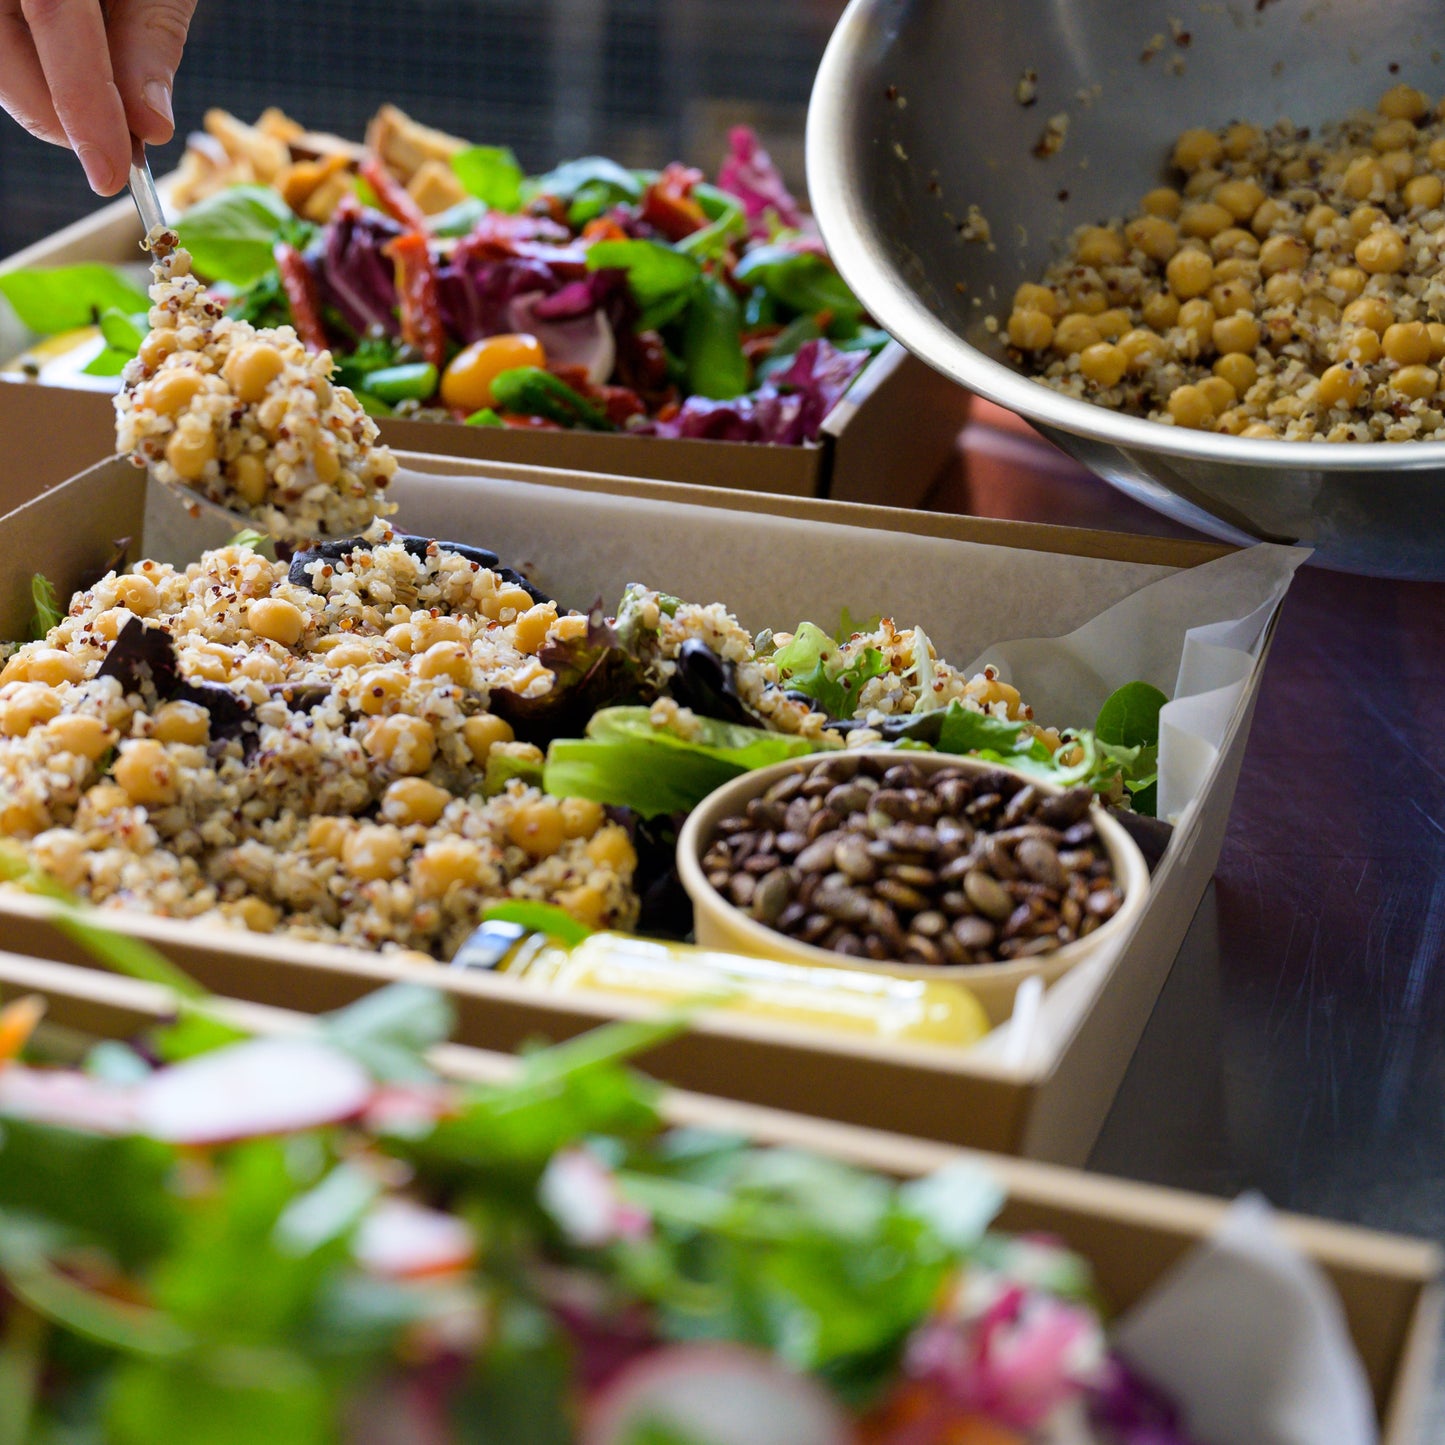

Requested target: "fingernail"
[
  {"left": 143, "top": 79, "right": 173, "bottom": 128},
  {"left": 75, "top": 143, "right": 121, "bottom": 196}
]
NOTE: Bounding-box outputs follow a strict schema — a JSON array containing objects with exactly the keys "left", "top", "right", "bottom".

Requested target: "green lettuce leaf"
[
  {"left": 1095, "top": 680, "right": 1167, "bottom": 814},
  {"left": 682, "top": 274, "right": 748, "bottom": 400},
  {"left": 773, "top": 622, "right": 887, "bottom": 719},
  {"left": 175, "top": 186, "right": 295, "bottom": 286},
  {"left": 30, "top": 573, "right": 62, "bottom": 640},
  {"left": 451, "top": 146, "right": 524, "bottom": 212},
  {"left": 586, "top": 239, "right": 701, "bottom": 332},
  {"left": 543, "top": 707, "right": 821, "bottom": 817},
  {"left": 732, "top": 245, "right": 862, "bottom": 321},
  {"left": 0, "top": 265, "right": 150, "bottom": 336}
]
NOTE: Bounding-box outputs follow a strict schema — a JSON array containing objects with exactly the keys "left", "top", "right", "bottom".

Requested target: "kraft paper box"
[
  {"left": 2, "top": 950, "right": 1438, "bottom": 1445},
  {"left": 0, "top": 448, "right": 1295, "bottom": 1166},
  {"left": 0, "top": 188, "right": 971, "bottom": 504}
]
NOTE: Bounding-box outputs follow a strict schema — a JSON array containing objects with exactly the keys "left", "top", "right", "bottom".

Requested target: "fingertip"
[
  {"left": 140, "top": 79, "right": 174, "bottom": 140},
  {"left": 75, "top": 140, "right": 126, "bottom": 197}
]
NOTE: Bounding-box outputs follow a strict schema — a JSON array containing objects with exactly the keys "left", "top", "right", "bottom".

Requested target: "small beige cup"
[{"left": 677, "top": 750, "right": 1151, "bottom": 1026}]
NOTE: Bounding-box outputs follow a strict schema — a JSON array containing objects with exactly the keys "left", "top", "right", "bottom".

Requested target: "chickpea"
[
  {"left": 414, "top": 616, "right": 467, "bottom": 649},
  {"left": 231, "top": 454, "right": 269, "bottom": 507},
  {"left": 247, "top": 596, "right": 305, "bottom": 647},
  {"left": 1347, "top": 205, "right": 1387, "bottom": 241},
  {"left": 550, "top": 614, "right": 589, "bottom": 644},
  {"left": 1339, "top": 329, "right": 1383, "bottom": 365},
  {"left": 412, "top": 839, "right": 487, "bottom": 900},
  {"left": 113, "top": 738, "right": 177, "bottom": 807},
  {"left": 137, "top": 329, "right": 179, "bottom": 370},
  {"left": 142, "top": 369, "right": 204, "bottom": 416},
  {"left": 1279, "top": 156, "right": 1313, "bottom": 184},
  {"left": 1179, "top": 201, "right": 1233, "bottom": 240},
  {"left": 1198, "top": 375, "right": 1237, "bottom": 413},
  {"left": 151, "top": 700, "right": 209, "bottom": 746},
  {"left": 1012, "top": 283, "right": 1059, "bottom": 317},
  {"left": 511, "top": 603, "right": 557, "bottom": 654},
  {"left": 1379, "top": 83, "right": 1429, "bottom": 121},
  {"left": 1250, "top": 198, "right": 1293, "bottom": 238},
  {"left": 1141, "top": 291, "right": 1180, "bottom": 330},
  {"left": 1390, "top": 364, "right": 1439, "bottom": 399},
  {"left": 1119, "top": 327, "right": 1166, "bottom": 372},
  {"left": 382, "top": 776, "right": 452, "bottom": 827},
  {"left": 1213, "top": 178, "right": 1266, "bottom": 222},
  {"left": 323, "top": 642, "right": 374, "bottom": 670},
  {"left": 223, "top": 342, "right": 286, "bottom": 405},
  {"left": 416, "top": 640, "right": 472, "bottom": 684},
  {"left": 1166, "top": 384, "right": 1213, "bottom": 428},
  {"left": 364, "top": 715, "right": 436, "bottom": 774},
  {"left": 1223, "top": 122, "right": 1261, "bottom": 160},
  {"left": 1259, "top": 234, "right": 1309, "bottom": 276},
  {"left": 164, "top": 426, "right": 216, "bottom": 483},
  {"left": 1074, "top": 226, "right": 1127, "bottom": 267},
  {"left": 1429, "top": 137, "right": 1445, "bottom": 171},
  {"left": 0, "top": 656, "right": 27, "bottom": 685},
  {"left": 555, "top": 884, "right": 609, "bottom": 930},
  {"left": 1324, "top": 266, "right": 1367, "bottom": 301},
  {"left": 313, "top": 436, "right": 341, "bottom": 487},
  {"left": 1380, "top": 149, "right": 1417, "bottom": 186},
  {"left": 0, "top": 684, "right": 61, "bottom": 736},
  {"left": 1342, "top": 296, "right": 1394, "bottom": 333},
  {"left": 1141, "top": 186, "right": 1182, "bottom": 218},
  {"left": 359, "top": 667, "right": 407, "bottom": 715},
  {"left": 1178, "top": 298, "right": 1217, "bottom": 352},
  {"left": 483, "top": 585, "right": 537, "bottom": 622},
  {"left": 112, "top": 574, "right": 158, "bottom": 616},
  {"left": 308, "top": 816, "right": 349, "bottom": 858},
  {"left": 1301, "top": 204, "right": 1339, "bottom": 242},
  {"left": 26, "top": 649, "right": 82, "bottom": 686},
  {"left": 1125, "top": 214, "right": 1178, "bottom": 263},
  {"left": 232, "top": 897, "right": 280, "bottom": 934},
  {"left": 1210, "top": 227, "right": 1259, "bottom": 261},
  {"left": 0, "top": 799, "right": 43, "bottom": 839},
  {"left": 43, "top": 713, "right": 113, "bottom": 761},
  {"left": 82, "top": 783, "right": 131, "bottom": 816},
  {"left": 463, "top": 712, "right": 514, "bottom": 764},
  {"left": 1374, "top": 117, "right": 1418, "bottom": 152},
  {"left": 1212, "top": 257, "right": 1259, "bottom": 284},
  {"left": 1092, "top": 308, "right": 1131, "bottom": 341},
  {"left": 1403, "top": 174, "right": 1445, "bottom": 211},
  {"left": 1427, "top": 323, "right": 1445, "bottom": 361},
  {"left": 1064, "top": 339, "right": 1124, "bottom": 387},
  {"left": 1241, "top": 422, "right": 1278, "bottom": 439},
  {"left": 1214, "top": 352, "right": 1258, "bottom": 394},
  {"left": 88, "top": 610, "right": 126, "bottom": 645},
  {"left": 560, "top": 796, "right": 606, "bottom": 839},
  {"left": 1213, "top": 310, "right": 1260, "bottom": 352},
  {"left": 586, "top": 824, "right": 637, "bottom": 872},
  {"left": 1051, "top": 314, "right": 1102, "bottom": 355},
  {"left": 1172, "top": 128, "right": 1223, "bottom": 172},
  {"left": 1165, "top": 247, "right": 1214, "bottom": 299},
  {"left": 385, "top": 622, "right": 419, "bottom": 654},
  {"left": 507, "top": 797, "right": 567, "bottom": 859},
  {"left": 342, "top": 823, "right": 408, "bottom": 882},
  {"left": 1355, "top": 227, "right": 1408, "bottom": 274},
  {"left": 1008, "top": 309, "right": 1055, "bottom": 350},
  {"left": 239, "top": 652, "right": 286, "bottom": 684},
  {"left": 1301, "top": 293, "right": 1341, "bottom": 326},
  {"left": 1343, "top": 156, "right": 1394, "bottom": 201},
  {"left": 1383, "top": 321, "right": 1432, "bottom": 365},
  {"left": 1209, "top": 280, "right": 1254, "bottom": 317},
  {"left": 31, "top": 828, "right": 87, "bottom": 887},
  {"left": 1315, "top": 363, "right": 1366, "bottom": 409}
]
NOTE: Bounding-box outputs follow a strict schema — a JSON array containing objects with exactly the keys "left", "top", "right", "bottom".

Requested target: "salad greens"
[
  {"left": 0, "top": 264, "right": 149, "bottom": 336},
  {"left": 451, "top": 145, "right": 525, "bottom": 212},
  {"left": 173, "top": 184, "right": 309, "bottom": 287},
  {"left": 772, "top": 621, "right": 889, "bottom": 719}
]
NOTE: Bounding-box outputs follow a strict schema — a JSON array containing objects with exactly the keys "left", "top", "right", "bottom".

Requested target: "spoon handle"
[{"left": 127, "top": 135, "right": 170, "bottom": 250}]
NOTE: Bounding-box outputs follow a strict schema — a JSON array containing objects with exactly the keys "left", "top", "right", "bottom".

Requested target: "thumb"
[{"left": 105, "top": 0, "right": 197, "bottom": 146}]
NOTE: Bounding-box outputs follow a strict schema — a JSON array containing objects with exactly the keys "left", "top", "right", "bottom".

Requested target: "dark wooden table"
[{"left": 928, "top": 407, "right": 1445, "bottom": 1439}]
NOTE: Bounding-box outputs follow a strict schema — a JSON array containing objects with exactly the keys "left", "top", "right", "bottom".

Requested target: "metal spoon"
[{"left": 126, "top": 134, "right": 173, "bottom": 254}]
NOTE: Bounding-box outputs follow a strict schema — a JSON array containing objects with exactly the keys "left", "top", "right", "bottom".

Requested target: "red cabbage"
[
  {"left": 717, "top": 126, "right": 805, "bottom": 237},
  {"left": 318, "top": 199, "right": 402, "bottom": 337}
]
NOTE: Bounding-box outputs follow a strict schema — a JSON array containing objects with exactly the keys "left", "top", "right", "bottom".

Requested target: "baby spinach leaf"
[
  {"left": 1095, "top": 680, "right": 1168, "bottom": 751},
  {"left": 175, "top": 185, "right": 294, "bottom": 286},
  {"left": 682, "top": 275, "right": 748, "bottom": 400},
  {"left": 0, "top": 265, "right": 150, "bottom": 336},
  {"left": 587, "top": 239, "right": 700, "bottom": 332},
  {"left": 451, "top": 146, "right": 524, "bottom": 212},
  {"left": 732, "top": 246, "right": 861, "bottom": 321}
]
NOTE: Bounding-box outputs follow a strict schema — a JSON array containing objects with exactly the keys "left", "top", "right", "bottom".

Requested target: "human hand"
[{"left": 0, "top": 0, "right": 198, "bottom": 195}]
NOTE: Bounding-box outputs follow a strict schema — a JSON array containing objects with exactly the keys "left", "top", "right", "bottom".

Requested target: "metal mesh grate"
[{"left": 0, "top": 0, "right": 844, "bottom": 256}]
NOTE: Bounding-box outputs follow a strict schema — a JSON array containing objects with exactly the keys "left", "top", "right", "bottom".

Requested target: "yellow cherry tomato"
[{"left": 440, "top": 333, "right": 548, "bottom": 413}]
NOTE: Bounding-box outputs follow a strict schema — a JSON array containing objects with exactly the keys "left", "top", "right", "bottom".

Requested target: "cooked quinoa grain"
[
  {"left": 115, "top": 239, "right": 398, "bottom": 543},
  {"left": 1004, "top": 88, "right": 1445, "bottom": 441}
]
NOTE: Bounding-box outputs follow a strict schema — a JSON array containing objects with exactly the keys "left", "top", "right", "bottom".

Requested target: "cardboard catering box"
[
  {"left": 0, "top": 450, "right": 1283, "bottom": 1166},
  {"left": 3, "top": 949, "right": 1439, "bottom": 1445},
  {"left": 0, "top": 189, "right": 971, "bottom": 504}
]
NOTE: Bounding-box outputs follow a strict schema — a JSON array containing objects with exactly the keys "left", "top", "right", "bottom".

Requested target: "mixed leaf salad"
[
  {"left": 0, "top": 930, "right": 1205, "bottom": 1445},
  {"left": 0, "top": 105, "right": 887, "bottom": 444}
]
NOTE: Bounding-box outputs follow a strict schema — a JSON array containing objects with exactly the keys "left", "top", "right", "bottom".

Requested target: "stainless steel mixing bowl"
[{"left": 807, "top": 0, "right": 1445, "bottom": 577}]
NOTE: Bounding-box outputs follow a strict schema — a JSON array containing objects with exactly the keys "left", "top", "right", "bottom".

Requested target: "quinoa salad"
[
  {"left": 1002, "top": 84, "right": 1445, "bottom": 441},
  {"left": 114, "top": 235, "right": 398, "bottom": 545},
  {"left": 0, "top": 522, "right": 1104, "bottom": 958}
]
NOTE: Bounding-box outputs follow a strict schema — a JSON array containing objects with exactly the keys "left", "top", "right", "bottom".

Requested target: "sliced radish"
[
  {"left": 134, "top": 1037, "right": 374, "bottom": 1145},
  {"left": 0, "top": 1065, "right": 139, "bottom": 1135},
  {"left": 583, "top": 1343, "right": 857, "bottom": 1445},
  {"left": 355, "top": 1197, "right": 477, "bottom": 1279}
]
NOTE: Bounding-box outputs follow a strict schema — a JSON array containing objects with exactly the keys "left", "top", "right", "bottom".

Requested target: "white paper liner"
[{"left": 1113, "top": 1194, "right": 1378, "bottom": 1445}]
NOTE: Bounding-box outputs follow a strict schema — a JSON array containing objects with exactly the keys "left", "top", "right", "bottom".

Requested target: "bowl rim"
[
  {"left": 676, "top": 748, "right": 1151, "bottom": 988},
  {"left": 805, "top": 0, "right": 1445, "bottom": 475}
]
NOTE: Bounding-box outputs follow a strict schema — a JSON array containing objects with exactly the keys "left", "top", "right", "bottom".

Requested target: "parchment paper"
[{"left": 1114, "top": 1194, "right": 1378, "bottom": 1445}]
